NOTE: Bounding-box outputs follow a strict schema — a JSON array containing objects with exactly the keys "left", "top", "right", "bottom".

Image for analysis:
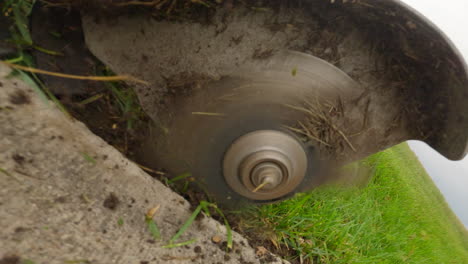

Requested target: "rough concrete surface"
[{"left": 0, "top": 62, "right": 288, "bottom": 264}]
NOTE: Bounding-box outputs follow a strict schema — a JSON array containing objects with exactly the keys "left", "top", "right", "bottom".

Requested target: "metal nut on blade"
[
  {"left": 250, "top": 162, "right": 284, "bottom": 191},
  {"left": 238, "top": 150, "right": 291, "bottom": 192},
  {"left": 223, "top": 130, "right": 307, "bottom": 200}
]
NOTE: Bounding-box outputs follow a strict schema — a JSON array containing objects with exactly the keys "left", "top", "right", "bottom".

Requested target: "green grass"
[
  {"left": 242, "top": 143, "right": 468, "bottom": 263},
  {"left": 165, "top": 200, "right": 233, "bottom": 249},
  {"left": 96, "top": 66, "right": 146, "bottom": 130},
  {"left": 2, "top": 0, "right": 72, "bottom": 117}
]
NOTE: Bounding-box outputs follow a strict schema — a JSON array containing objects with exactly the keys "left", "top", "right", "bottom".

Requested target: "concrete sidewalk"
[{"left": 0, "top": 63, "right": 287, "bottom": 264}]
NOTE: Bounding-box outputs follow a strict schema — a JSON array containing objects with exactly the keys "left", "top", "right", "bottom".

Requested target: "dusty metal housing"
[{"left": 339, "top": 0, "right": 468, "bottom": 160}]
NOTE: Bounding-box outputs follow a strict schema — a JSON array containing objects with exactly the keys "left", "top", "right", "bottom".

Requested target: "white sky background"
[{"left": 399, "top": 0, "right": 468, "bottom": 227}]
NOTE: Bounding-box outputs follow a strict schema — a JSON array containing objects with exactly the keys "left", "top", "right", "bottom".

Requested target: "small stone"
[
  {"left": 146, "top": 205, "right": 160, "bottom": 219},
  {"left": 211, "top": 235, "right": 222, "bottom": 244},
  {"left": 255, "top": 246, "right": 268, "bottom": 257}
]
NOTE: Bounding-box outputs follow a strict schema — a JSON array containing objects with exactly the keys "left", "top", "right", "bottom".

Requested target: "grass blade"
[
  {"left": 210, "top": 204, "right": 233, "bottom": 249},
  {"left": 12, "top": 3, "right": 32, "bottom": 45},
  {"left": 191, "top": 112, "right": 225, "bottom": 117},
  {"left": 79, "top": 93, "right": 104, "bottom": 105},
  {"left": 14, "top": 69, "right": 49, "bottom": 103},
  {"left": 2, "top": 61, "right": 149, "bottom": 85},
  {"left": 146, "top": 219, "right": 161, "bottom": 240},
  {"left": 81, "top": 153, "right": 96, "bottom": 165},
  {"left": 145, "top": 205, "right": 161, "bottom": 240},
  {"left": 32, "top": 45, "right": 63, "bottom": 56},
  {"left": 167, "top": 172, "right": 192, "bottom": 184},
  {"left": 162, "top": 239, "right": 197, "bottom": 249},
  {"left": 168, "top": 203, "right": 204, "bottom": 244}
]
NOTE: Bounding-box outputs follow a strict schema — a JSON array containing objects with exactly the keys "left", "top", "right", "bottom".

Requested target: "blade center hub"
[
  {"left": 250, "top": 162, "right": 284, "bottom": 191},
  {"left": 223, "top": 130, "right": 308, "bottom": 200}
]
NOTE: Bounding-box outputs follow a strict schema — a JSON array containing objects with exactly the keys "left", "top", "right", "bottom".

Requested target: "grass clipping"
[
  {"left": 284, "top": 96, "right": 356, "bottom": 156},
  {"left": 2, "top": 61, "right": 148, "bottom": 85}
]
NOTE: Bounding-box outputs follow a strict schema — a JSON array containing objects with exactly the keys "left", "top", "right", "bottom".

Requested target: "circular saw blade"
[{"left": 151, "top": 50, "right": 362, "bottom": 205}]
